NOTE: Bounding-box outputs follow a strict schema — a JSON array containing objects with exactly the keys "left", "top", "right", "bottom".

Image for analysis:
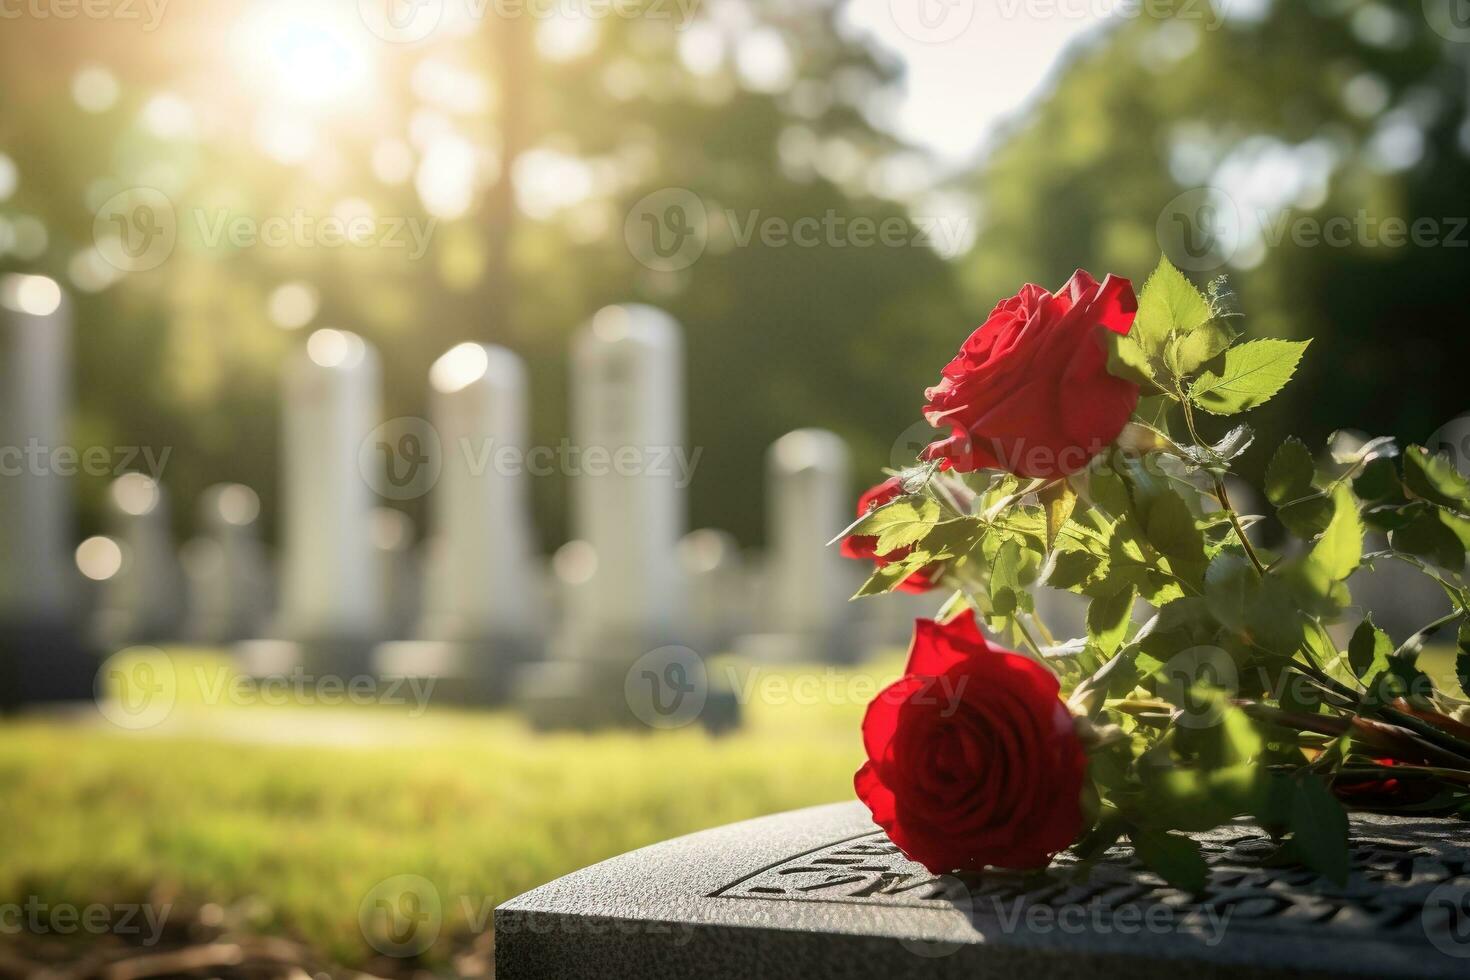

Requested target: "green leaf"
[
  {"left": 1088, "top": 464, "right": 1130, "bottom": 518},
  {"left": 1265, "top": 437, "right": 1314, "bottom": 505},
  {"left": 1307, "top": 485, "right": 1362, "bottom": 584},
  {"left": 1141, "top": 764, "right": 1264, "bottom": 831},
  {"left": 1135, "top": 256, "right": 1213, "bottom": 357},
  {"left": 1144, "top": 488, "right": 1208, "bottom": 584},
  {"left": 1188, "top": 339, "right": 1310, "bottom": 415},
  {"left": 1131, "top": 829, "right": 1208, "bottom": 891},
  {"left": 1107, "top": 332, "right": 1158, "bottom": 389},
  {"left": 1039, "top": 481, "right": 1077, "bottom": 551},
  {"left": 1087, "top": 585, "right": 1135, "bottom": 657},
  {"left": 1264, "top": 438, "right": 1333, "bottom": 537},
  {"left": 1348, "top": 617, "right": 1393, "bottom": 681},
  {"left": 1041, "top": 547, "right": 1102, "bottom": 593},
  {"left": 1390, "top": 503, "right": 1468, "bottom": 570},
  {"left": 989, "top": 537, "right": 1023, "bottom": 617},
  {"left": 1176, "top": 697, "right": 1264, "bottom": 768},
  {"left": 1167, "top": 319, "right": 1235, "bottom": 377},
  {"left": 1402, "top": 445, "right": 1470, "bottom": 512},
  {"left": 1279, "top": 667, "right": 1321, "bottom": 717},
  {"left": 1101, "top": 522, "right": 1183, "bottom": 606},
  {"left": 852, "top": 562, "right": 913, "bottom": 598},
  {"left": 1353, "top": 456, "right": 1404, "bottom": 504},
  {"left": 848, "top": 497, "right": 943, "bottom": 557},
  {"left": 1457, "top": 622, "right": 1470, "bottom": 699},
  {"left": 1288, "top": 775, "right": 1350, "bottom": 885},
  {"left": 1135, "top": 394, "right": 1174, "bottom": 431},
  {"left": 1203, "top": 552, "right": 1258, "bottom": 632}
]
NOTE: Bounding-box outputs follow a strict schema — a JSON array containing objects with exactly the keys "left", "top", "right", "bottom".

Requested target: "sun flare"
[{"left": 233, "top": 1, "right": 377, "bottom": 110}]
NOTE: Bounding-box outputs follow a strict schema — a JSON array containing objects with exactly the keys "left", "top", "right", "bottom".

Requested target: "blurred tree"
[
  {"left": 0, "top": 0, "right": 965, "bottom": 549},
  {"left": 961, "top": 0, "right": 1470, "bottom": 479}
]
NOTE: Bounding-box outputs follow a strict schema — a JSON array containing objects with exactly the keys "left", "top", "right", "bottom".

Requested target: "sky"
[{"left": 841, "top": 0, "right": 1109, "bottom": 165}]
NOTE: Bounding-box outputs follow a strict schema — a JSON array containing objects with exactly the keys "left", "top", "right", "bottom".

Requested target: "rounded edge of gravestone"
[{"left": 495, "top": 804, "right": 1470, "bottom": 980}]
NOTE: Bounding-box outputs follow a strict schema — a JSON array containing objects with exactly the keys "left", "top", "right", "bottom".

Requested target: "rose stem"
[{"left": 1176, "top": 387, "right": 1267, "bottom": 576}]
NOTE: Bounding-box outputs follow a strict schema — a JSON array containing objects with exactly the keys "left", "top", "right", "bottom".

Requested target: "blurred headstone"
[
  {"left": 377, "top": 344, "right": 541, "bottom": 702},
  {"left": 1029, "top": 588, "right": 1088, "bottom": 646},
  {"left": 518, "top": 305, "right": 732, "bottom": 729},
  {"left": 1351, "top": 532, "right": 1454, "bottom": 646},
  {"left": 859, "top": 585, "right": 942, "bottom": 651},
  {"left": 93, "top": 473, "right": 185, "bottom": 649},
  {"left": 1318, "top": 432, "right": 1453, "bottom": 646},
  {"left": 238, "top": 329, "right": 382, "bottom": 678},
  {"left": 0, "top": 275, "right": 93, "bottom": 707},
  {"left": 742, "top": 429, "right": 859, "bottom": 663},
  {"left": 679, "top": 529, "right": 749, "bottom": 656},
  {"left": 372, "top": 507, "right": 421, "bottom": 641},
  {"left": 182, "top": 483, "right": 271, "bottom": 645}
]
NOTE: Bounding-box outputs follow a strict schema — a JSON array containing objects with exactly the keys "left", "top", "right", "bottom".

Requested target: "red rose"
[
  {"left": 854, "top": 609, "right": 1088, "bottom": 872},
  {"left": 922, "top": 270, "right": 1139, "bottom": 478},
  {"left": 840, "top": 477, "right": 942, "bottom": 593}
]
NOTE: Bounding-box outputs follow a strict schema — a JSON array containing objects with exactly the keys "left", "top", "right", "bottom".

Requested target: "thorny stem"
[
  {"left": 1177, "top": 388, "right": 1268, "bottom": 577},
  {"left": 1011, "top": 614, "right": 1048, "bottom": 662}
]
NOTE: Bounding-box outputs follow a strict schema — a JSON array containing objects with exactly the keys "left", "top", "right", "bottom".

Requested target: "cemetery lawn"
[
  {"left": 0, "top": 650, "right": 903, "bottom": 970},
  {"left": 2, "top": 646, "right": 1459, "bottom": 971}
]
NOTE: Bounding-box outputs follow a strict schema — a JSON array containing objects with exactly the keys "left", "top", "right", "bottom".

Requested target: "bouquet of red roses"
[{"left": 843, "top": 259, "right": 1470, "bottom": 888}]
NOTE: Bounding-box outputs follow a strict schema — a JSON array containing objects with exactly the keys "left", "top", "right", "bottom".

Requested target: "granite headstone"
[{"left": 497, "top": 801, "right": 1470, "bottom": 979}]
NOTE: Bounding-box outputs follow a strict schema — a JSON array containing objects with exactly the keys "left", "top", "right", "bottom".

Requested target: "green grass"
[
  {"left": 0, "top": 650, "right": 903, "bottom": 966},
  {"left": 5, "top": 644, "right": 1460, "bottom": 968}
]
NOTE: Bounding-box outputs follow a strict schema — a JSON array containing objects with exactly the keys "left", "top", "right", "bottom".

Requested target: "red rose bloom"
[
  {"left": 855, "top": 609, "right": 1088, "bottom": 872},
  {"left": 922, "top": 270, "right": 1139, "bottom": 478},
  {"left": 840, "top": 477, "right": 942, "bottom": 593}
]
